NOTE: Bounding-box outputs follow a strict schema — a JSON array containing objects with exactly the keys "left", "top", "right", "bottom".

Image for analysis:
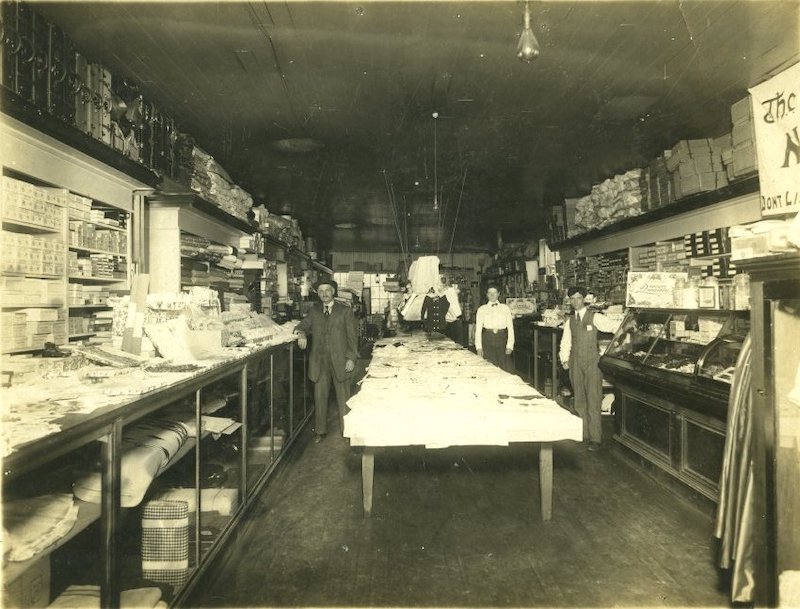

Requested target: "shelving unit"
[{"left": 1, "top": 116, "right": 144, "bottom": 357}]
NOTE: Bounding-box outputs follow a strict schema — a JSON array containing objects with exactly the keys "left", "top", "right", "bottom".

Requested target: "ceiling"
[{"left": 34, "top": 1, "right": 800, "bottom": 253}]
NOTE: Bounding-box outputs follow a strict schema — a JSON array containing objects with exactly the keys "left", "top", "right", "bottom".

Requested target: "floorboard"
[{"left": 186, "top": 417, "right": 730, "bottom": 608}]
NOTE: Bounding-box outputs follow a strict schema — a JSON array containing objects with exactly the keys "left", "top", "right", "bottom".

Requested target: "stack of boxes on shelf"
[
  {"left": 666, "top": 137, "right": 730, "bottom": 199},
  {"left": 67, "top": 284, "right": 110, "bottom": 306},
  {"left": 1, "top": 177, "right": 64, "bottom": 232},
  {"left": 730, "top": 96, "right": 758, "bottom": 177},
  {"left": 2, "top": 308, "right": 66, "bottom": 351},
  {"left": 563, "top": 96, "right": 759, "bottom": 239},
  {"left": 643, "top": 154, "right": 673, "bottom": 211},
  {"left": 685, "top": 228, "right": 737, "bottom": 279},
  {"left": 632, "top": 229, "right": 737, "bottom": 281},
  {"left": 173, "top": 134, "right": 254, "bottom": 222},
  {"left": 1, "top": 232, "right": 66, "bottom": 276},
  {"left": 563, "top": 250, "right": 628, "bottom": 305}
]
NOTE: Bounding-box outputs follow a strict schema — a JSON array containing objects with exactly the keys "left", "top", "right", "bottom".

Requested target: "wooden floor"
[{"left": 187, "top": 419, "right": 731, "bottom": 608}]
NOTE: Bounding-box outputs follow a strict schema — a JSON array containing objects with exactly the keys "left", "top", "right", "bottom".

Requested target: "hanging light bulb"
[{"left": 516, "top": 1, "right": 540, "bottom": 62}]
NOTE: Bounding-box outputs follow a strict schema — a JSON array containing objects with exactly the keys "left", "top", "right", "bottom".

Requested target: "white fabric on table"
[{"left": 345, "top": 335, "right": 582, "bottom": 448}]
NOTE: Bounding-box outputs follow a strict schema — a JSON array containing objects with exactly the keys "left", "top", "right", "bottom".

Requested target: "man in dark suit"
[{"left": 294, "top": 279, "right": 358, "bottom": 443}]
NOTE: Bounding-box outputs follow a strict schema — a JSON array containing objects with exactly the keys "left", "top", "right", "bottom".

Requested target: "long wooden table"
[{"left": 344, "top": 334, "right": 582, "bottom": 520}]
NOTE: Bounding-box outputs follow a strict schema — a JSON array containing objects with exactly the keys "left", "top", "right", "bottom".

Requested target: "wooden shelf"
[
  {"left": 69, "top": 304, "right": 111, "bottom": 310},
  {"left": 3, "top": 303, "right": 62, "bottom": 309},
  {"left": 2, "top": 218, "right": 61, "bottom": 233},
  {"left": 147, "top": 192, "right": 254, "bottom": 235},
  {"left": 68, "top": 276, "right": 126, "bottom": 284},
  {"left": 69, "top": 333, "right": 97, "bottom": 340},
  {"left": 68, "top": 216, "right": 127, "bottom": 232},
  {"left": 69, "top": 245, "right": 127, "bottom": 257},
  {"left": 1, "top": 272, "right": 63, "bottom": 280}
]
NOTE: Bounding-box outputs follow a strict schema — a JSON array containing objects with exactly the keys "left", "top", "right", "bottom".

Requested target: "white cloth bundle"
[{"left": 4, "top": 494, "right": 79, "bottom": 561}]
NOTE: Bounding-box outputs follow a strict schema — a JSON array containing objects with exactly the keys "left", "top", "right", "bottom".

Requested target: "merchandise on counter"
[{"left": 74, "top": 344, "right": 149, "bottom": 367}]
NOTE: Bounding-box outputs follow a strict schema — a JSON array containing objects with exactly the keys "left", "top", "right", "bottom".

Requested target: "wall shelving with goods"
[
  {"left": 145, "top": 192, "right": 256, "bottom": 295},
  {"left": 1, "top": 116, "right": 147, "bottom": 359},
  {"left": 551, "top": 175, "right": 761, "bottom": 262}
]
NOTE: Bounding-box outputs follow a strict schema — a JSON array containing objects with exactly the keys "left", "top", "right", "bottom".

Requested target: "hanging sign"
[{"left": 749, "top": 61, "right": 800, "bottom": 217}]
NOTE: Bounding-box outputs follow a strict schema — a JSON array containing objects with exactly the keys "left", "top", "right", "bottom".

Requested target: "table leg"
[
  {"left": 533, "top": 328, "right": 540, "bottom": 391},
  {"left": 539, "top": 442, "right": 553, "bottom": 521},
  {"left": 550, "top": 333, "right": 558, "bottom": 399},
  {"left": 362, "top": 448, "right": 375, "bottom": 516}
]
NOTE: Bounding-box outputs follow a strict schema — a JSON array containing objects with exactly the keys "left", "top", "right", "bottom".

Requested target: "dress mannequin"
[{"left": 421, "top": 287, "right": 449, "bottom": 335}]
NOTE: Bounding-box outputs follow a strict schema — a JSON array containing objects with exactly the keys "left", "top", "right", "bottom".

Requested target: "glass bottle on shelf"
[{"left": 683, "top": 277, "right": 699, "bottom": 309}]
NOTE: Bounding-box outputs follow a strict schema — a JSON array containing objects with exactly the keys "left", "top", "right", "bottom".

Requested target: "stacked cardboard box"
[
  {"left": 666, "top": 139, "right": 724, "bottom": 198},
  {"left": 644, "top": 153, "right": 673, "bottom": 210},
  {"left": 0, "top": 232, "right": 65, "bottom": 276},
  {"left": 2, "top": 308, "right": 66, "bottom": 350},
  {"left": 730, "top": 96, "right": 758, "bottom": 177},
  {"left": 1, "top": 177, "right": 64, "bottom": 230}
]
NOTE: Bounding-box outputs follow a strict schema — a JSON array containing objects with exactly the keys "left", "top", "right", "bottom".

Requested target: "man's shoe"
[
  {"left": 587, "top": 442, "right": 601, "bottom": 452},
  {"left": 314, "top": 433, "right": 326, "bottom": 444}
]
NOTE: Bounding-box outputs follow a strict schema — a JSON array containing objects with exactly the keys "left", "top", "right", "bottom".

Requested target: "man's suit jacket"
[{"left": 295, "top": 300, "right": 358, "bottom": 382}]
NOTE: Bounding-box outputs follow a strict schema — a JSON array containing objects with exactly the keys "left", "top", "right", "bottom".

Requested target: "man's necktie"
[{"left": 325, "top": 306, "right": 331, "bottom": 316}]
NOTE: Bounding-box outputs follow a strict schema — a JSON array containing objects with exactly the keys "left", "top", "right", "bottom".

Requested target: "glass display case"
[
  {"left": 600, "top": 307, "right": 750, "bottom": 501},
  {"left": 603, "top": 308, "right": 749, "bottom": 384}
]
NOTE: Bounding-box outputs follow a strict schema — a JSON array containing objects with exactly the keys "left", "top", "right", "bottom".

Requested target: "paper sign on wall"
[{"left": 749, "top": 61, "right": 800, "bottom": 217}]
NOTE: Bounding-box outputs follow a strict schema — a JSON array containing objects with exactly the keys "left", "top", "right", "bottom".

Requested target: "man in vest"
[
  {"left": 295, "top": 279, "right": 358, "bottom": 444},
  {"left": 558, "top": 286, "right": 620, "bottom": 451}
]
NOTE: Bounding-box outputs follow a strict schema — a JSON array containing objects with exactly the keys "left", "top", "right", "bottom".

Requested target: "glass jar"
[
  {"left": 683, "top": 278, "right": 699, "bottom": 309},
  {"left": 733, "top": 273, "right": 751, "bottom": 310}
]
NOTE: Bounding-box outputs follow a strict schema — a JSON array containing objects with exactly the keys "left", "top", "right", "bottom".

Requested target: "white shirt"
[
  {"left": 558, "top": 308, "right": 620, "bottom": 366},
  {"left": 475, "top": 302, "right": 515, "bottom": 351}
]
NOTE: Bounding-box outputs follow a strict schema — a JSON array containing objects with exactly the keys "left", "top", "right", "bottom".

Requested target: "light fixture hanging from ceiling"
[
  {"left": 516, "top": 1, "right": 540, "bottom": 62},
  {"left": 432, "top": 111, "right": 440, "bottom": 211}
]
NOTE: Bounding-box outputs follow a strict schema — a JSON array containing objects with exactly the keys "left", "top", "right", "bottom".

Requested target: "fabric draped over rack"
[{"left": 715, "top": 333, "right": 756, "bottom": 603}]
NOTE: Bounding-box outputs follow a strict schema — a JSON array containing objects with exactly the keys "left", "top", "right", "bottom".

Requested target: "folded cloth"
[
  {"left": 4, "top": 494, "right": 79, "bottom": 561},
  {"left": 73, "top": 417, "right": 192, "bottom": 508},
  {"left": 48, "top": 585, "right": 162, "bottom": 608},
  {"left": 152, "top": 487, "right": 239, "bottom": 516}
]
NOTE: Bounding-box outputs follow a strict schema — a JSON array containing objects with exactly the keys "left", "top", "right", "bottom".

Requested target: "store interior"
[{"left": 2, "top": 2, "right": 800, "bottom": 608}]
